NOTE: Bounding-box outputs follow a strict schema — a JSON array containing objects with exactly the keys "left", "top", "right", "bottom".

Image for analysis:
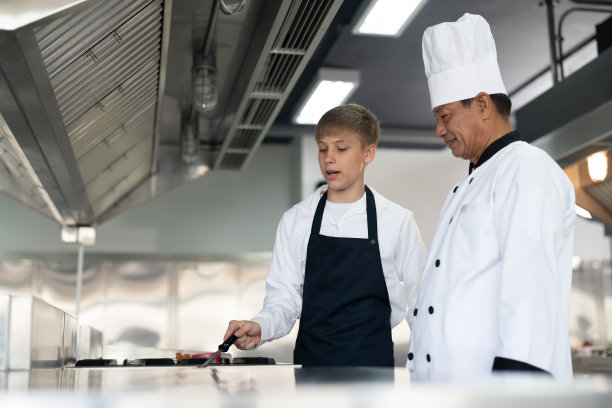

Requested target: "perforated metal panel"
[
  {"left": 216, "top": 0, "right": 343, "bottom": 170},
  {"left": 586, "top": 175, "right": 612, "bottom": 209},
  {"left": 0, "top": 117, "right": 57, "bottom": 218},
  {"left": 33, "top": 0, "right": 163, "bottom": 217}
]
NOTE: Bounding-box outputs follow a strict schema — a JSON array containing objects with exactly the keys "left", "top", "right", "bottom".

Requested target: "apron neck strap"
[
  {"left": 311, "top": 186, "right": 378, "bottom": 241},
  {"left": 311, "top": 190, "right": 327, "bottom": 235},
  {"left": 365, "top": 185, "right": 378, "bottom": 241}
]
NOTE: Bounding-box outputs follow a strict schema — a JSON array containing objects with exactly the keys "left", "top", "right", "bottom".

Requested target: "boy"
[{"left": 224, "top": 104, "right": 425, "bottom": 367}]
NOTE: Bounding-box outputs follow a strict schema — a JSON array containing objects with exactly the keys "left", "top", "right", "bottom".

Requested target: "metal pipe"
[
  {"left": 509, "top": 33, "right": 596, "bottom": 97},
  {"left": 203, "top": 0, "right": 221, "bottom": 56},
  {"left": 570, "top": 0, "right": 612, "bottom": 5},
  {"left": 190, "top": 1, "right": 220, "bottom": 116},
  {"left": 545, "top": 0, "right": 560, "bottom": 85},
  {"left": 595, "top": 262, "right": 608, "bottom": 349},
  {"left": 75, "top": 244, "right": 84, "bottom": 351}
]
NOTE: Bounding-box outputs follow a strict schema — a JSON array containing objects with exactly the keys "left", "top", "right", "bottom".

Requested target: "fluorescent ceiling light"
[
  {"left": 293, "top": 68, "right": 360, "bottom": 125},
  {"left": 587, "top": 151, "right": 607, "bottom": 182},
  {"left": 353, "top": 0, "right": 427, "bottom": 37},
  {"left": 575, "top": 205, "right": 592, "bottom": 219}
]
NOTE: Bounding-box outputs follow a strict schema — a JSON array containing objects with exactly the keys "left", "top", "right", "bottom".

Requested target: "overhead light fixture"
[
  {"left": 353, "top": 0, "right": 428, "bottom": 37},
  {"left": 77, "top": 226, "right": 96, "bottom": 246},
  {"left": 293, "top": 68, "right": 360, "bottom": 125},
  {"left": 192, "top": 54, "right": 217, "bottom": 112},
  {"left": 61, "top": 226, "right": 78, "bottom": 243},
  {"left": 61, "top": 225, "right": 96, "bottom": 245},
  {"left": 181, "top": 119, "right": 198, "bottom": 164},
  {"left": 575, "top": 205, "right": 592, "bottom": 219},
  {"left": 587, "top": 151, "right": 607, "bottom": 182},
  {"left": 220, "top": 0, "right": 247, "bottom": 15}
]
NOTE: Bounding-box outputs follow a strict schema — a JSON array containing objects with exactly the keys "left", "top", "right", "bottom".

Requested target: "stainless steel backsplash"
[
  {"left": 0, "top": 253, "right": 285, "bottom": 359},
  {"left": 1, "top": 253, "right": 610, "bottom": 364}
]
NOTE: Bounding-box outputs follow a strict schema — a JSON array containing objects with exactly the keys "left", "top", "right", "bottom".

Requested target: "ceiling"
[
  {"left": 273, "top": 0, "right": 612, "bottom": 145},
  {"left": 0, "top": 0, "right": 611, "bottom": 230}
]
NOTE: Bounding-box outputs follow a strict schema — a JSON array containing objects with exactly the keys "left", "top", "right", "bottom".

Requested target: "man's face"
[
  {"left": 433, "top": 100, "right": 483, "bottom": 163},
  {"left": 317, "top": 131, "right": 374, "bottom": 194}
]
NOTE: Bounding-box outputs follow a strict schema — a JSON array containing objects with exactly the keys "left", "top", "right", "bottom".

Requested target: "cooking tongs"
[{"left": 198, "top": 334, "right": 237, "bottom": 367}]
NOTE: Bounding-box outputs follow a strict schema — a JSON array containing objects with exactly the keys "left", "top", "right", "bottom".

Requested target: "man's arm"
[
  {"left": 492, "top": 157, "right": 573, "bottom": 374},
  {"left": 397, "top": 212, "right": 427, "bottom": 328}
]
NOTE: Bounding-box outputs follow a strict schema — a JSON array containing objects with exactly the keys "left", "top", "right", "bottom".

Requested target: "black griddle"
[{"left": 74, "top": 356, "right": 275, "bottom": 367}]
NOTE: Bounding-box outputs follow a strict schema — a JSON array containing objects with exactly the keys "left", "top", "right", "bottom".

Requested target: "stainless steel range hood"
[
  {"left": 516, "top": 46, "right": 612, "bottom": 225},
  {"left": 0, "top": 0, "right": 343, "bottom": 228}
]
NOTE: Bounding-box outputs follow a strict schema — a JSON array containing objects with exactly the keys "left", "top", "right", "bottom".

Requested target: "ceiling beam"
[{"left": 268, "top": 124, "right": 443, "bottom": 149}]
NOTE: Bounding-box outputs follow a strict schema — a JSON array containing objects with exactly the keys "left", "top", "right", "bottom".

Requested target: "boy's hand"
[{"left": 225, "top": 320, "right": 261, "bottom": 350}]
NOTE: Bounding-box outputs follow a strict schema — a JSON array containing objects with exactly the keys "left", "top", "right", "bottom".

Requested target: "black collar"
[{"left": 469, "top": 130, "right": 522, "bottom": 174}]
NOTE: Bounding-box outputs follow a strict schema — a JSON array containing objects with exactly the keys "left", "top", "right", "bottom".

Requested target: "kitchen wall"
[
  {"left": 0, "top": 142, "right": 298, "bottom": 255},
  {"left": 0, "top": 139, "right": 609, "bottom": 259},
  {"left": 1, "top": 252, "right": 609, "bottom": 366},
  {"left": 0, "top": 138, "right": 610, "bottom": 363}
]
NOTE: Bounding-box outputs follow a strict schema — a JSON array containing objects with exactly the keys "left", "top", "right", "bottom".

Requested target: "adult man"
[{"left": 407, "top": 13, "right": 575, "bottom": 382}]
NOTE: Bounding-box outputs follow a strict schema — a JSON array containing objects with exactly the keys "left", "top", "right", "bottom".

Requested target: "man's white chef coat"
[
  {"left": 252, "top": 186, "right": 426, "bottom": 344},
  {"left": 407, "top": 139, "right": 575, "bottom": 382}
]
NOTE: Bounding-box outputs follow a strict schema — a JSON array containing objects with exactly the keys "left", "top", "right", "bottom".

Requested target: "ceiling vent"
[{"left": 215, "top": 0, "right": 343, "bottom": 170}]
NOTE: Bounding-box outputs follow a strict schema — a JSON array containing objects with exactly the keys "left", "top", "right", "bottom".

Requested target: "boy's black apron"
[{"left": 294, "top": 186, "right": 394, "bottom": 367}]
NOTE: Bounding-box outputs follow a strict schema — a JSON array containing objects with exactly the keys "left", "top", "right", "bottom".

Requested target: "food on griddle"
[{"left": 175, "top": 351, "right": 191, "bottom": 363}]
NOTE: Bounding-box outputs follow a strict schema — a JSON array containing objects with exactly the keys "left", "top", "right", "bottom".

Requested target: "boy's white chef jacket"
[
  {"left": 252, "top": 186, "right": 426, "bottom": 345},
  {"left": 407, "top": 141, "right": 575, "bottom": 382}
]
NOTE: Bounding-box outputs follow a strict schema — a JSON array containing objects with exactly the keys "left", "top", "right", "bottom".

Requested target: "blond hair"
[{"left": 314, "top": 104, "right": 380, "bottom": 147}]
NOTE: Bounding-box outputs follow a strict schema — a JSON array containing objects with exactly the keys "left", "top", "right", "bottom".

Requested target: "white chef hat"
[{"left": 422, "top": 13, "right": 507, "bottom": 110}]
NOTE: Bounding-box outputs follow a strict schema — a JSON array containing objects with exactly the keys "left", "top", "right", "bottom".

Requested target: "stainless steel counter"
[
  {"left": 1, "top": 365, "right": 611, "bottom": 407},
  {"left": 574, "top": 355, "right": 612, "bottom": 373},
  {"left": 0, "top": 294, "right": 102, "bottom": 370}
]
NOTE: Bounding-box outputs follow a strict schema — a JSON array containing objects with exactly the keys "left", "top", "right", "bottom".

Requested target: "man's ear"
[
  {"left": 364, "top": 144, "right": 376, "bottom": 164},
  {"left": 474, "top": 92, "right": 492, "bottom": 119}
]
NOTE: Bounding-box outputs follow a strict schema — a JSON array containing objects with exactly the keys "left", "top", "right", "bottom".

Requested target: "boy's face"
[{"left": 317, "top": 130, "right": 375, "bottom": 199}]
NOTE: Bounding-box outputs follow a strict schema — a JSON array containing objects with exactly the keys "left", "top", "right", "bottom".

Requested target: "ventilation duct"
[
  {"left": 0, "top": 0, "right": 344, "bottom": 227},
  {"left": 0, "top": 0, "right": 165, "bottom": 226},
  {"left": 215, "top": 0, "right": 344, "bottom": 170}
]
